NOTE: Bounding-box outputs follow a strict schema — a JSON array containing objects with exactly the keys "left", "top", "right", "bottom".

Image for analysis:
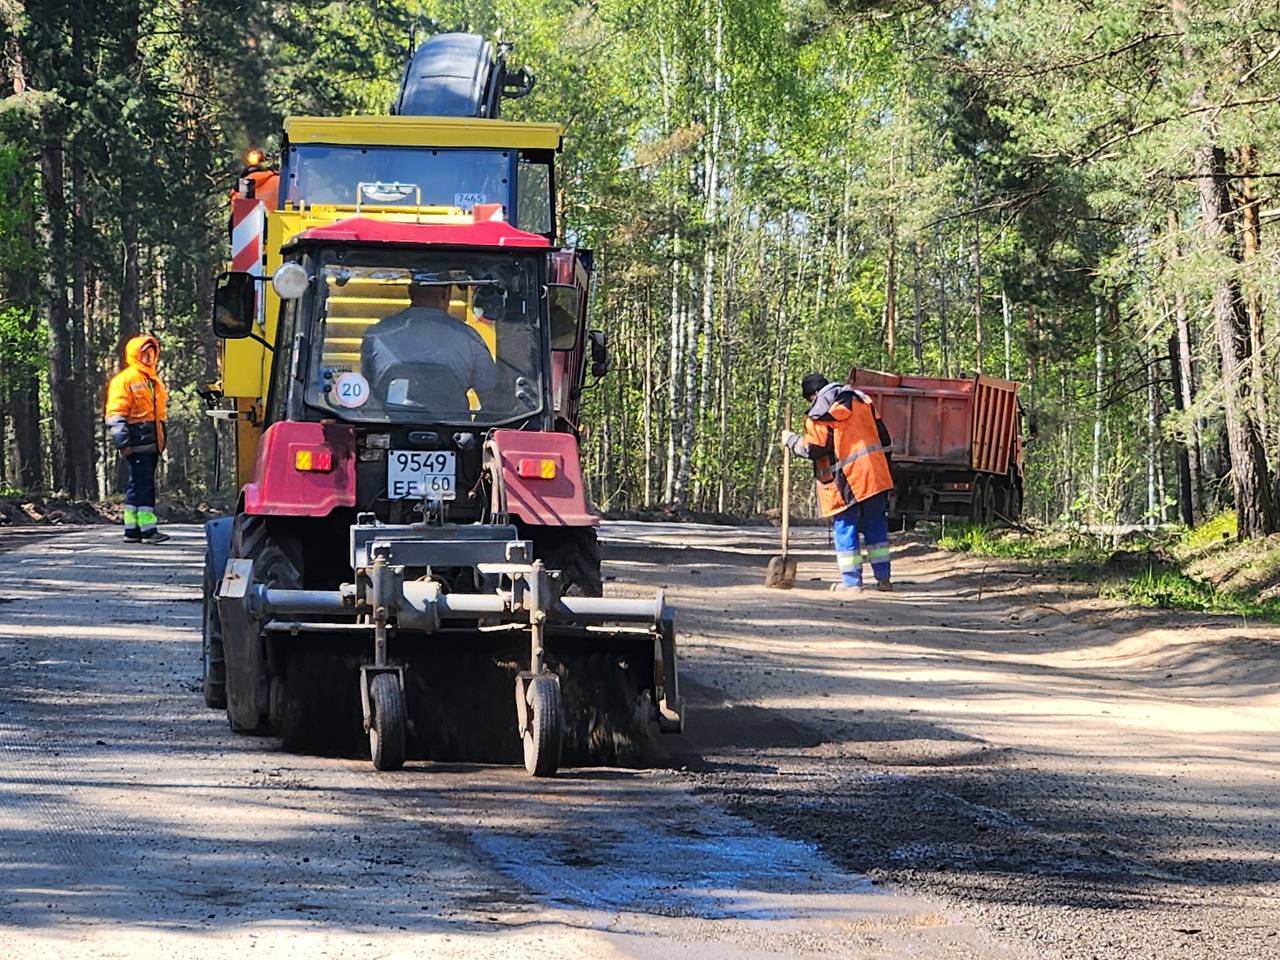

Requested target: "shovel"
[{"left": 765, "top": 404, "right": 799, "bottom": 589}]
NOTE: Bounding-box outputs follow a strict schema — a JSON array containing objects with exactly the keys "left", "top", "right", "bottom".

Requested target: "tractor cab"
[{"left": 213, "top": 213, "right": 599, "bottom": 529}]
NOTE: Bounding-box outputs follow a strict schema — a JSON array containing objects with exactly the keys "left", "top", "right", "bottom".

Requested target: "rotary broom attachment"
[{"left": 218, "top": 519, "right": 683, "bottom": 776}]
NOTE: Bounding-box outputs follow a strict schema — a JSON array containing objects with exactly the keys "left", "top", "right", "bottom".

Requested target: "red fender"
[
  {"left": 243, "top": 421, "right": 357, "bottom": 517},
  {"left": 488, "top": 430, "right": 598, "bottom": 527}
]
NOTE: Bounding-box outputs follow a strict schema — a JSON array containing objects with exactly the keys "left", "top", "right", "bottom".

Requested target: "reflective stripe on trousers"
[{"left": 831, "top": 493, "right": 891, "bottom": 587}]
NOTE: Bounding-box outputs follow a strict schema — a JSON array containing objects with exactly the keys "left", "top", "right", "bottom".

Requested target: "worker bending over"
[
  {"left": 781, "top": 373, "right": 894, "bottom": 593},
  {"left": 105, "top": 334, "right": 171, "bottom": 544}
]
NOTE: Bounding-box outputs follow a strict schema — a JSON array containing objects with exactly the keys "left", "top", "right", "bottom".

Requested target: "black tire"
[
  {"left": 970, "top": 476, "right": 988, "bottom": 524},
  {"left": 523, "top": 674, "right": 563, "bottom": 777},
  {"left": 226, "top": 515, "right": 304, "bottom": 733},
  {"left": 369, "top": 672, "right": 406, "bottom": 771},
  {"left": 201, "top": 549, "right": 226, "bottom": 709},
  {"left": 982, "top": 479, "right": 997, "bottom": 524},
  {"left": 530, "top": 526, "right": 603, "bottom": 597}
]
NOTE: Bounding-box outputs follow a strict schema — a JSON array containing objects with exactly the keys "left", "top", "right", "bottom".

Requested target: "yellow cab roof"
[{"left": 283, "top": 116, "right": 563, "bottom": 151}]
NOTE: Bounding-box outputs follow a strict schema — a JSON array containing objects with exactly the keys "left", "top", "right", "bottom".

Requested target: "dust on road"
[
  {"left": 609, "top": 523, "right": 1280, "bottom": 960},
  {"left": 0, "top": 522, "right": 1276, "bottom": 959},
  {"left": 0, "top": 525, "right": 1017, "bottom": 960}
]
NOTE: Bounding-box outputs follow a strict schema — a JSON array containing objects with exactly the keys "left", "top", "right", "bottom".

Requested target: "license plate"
[{"left": 387, "top": 450, "right": 457, "bottom": 500}]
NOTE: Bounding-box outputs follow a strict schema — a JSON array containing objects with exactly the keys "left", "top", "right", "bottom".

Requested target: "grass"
[
  {"left": 934, "top": 521, "right": 1101, "bottom": 562},
  {"left": 1174, "top": 510, "right": 1238, "bottom": 558},
  {"left": 1108, "top": 567, "right": 1280, "bottom": 623},
  {"left": 933, "top": 514, "right": 1280, "bottom": 622}
]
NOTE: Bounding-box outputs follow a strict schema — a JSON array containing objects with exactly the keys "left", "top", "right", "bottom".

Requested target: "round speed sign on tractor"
[{"left": 333, "top": 372, "right": 370, "bottom": 408}]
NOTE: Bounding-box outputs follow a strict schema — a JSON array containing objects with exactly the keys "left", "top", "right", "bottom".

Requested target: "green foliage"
[
  {"left": 1175, "top": 510, "right": 1238, "bottom": 556},
  {"left": 1108, "top": 569, "right": 1280, "bottom": 624},
  {"left": 935, "top": 521, "right": 1102, "bottom": 562},
  {"left": 0, "top": 306, "right": 43, "bottom": 394}
]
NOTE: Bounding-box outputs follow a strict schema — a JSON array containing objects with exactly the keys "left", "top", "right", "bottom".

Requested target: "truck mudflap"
[{"left": 215, "top": 524, "right": 682, "bottom": 775}]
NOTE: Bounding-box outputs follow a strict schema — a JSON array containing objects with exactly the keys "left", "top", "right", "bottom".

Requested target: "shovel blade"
[{"left": 765, "top": 555, "right": 798, "bottom": 589}]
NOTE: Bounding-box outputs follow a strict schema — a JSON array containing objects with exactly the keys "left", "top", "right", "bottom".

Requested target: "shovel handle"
[{"left": 781, "top": 403, "right": 791, "bottom": 557}]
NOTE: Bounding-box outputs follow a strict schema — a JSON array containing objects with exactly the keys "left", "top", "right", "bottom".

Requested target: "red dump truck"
[{"left": 848, "top": 368, "right": 1027, "bottom": 527}]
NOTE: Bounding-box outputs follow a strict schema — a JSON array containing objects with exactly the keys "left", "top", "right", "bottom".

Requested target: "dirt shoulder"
[
  {"left": 603, "top": 524, "right": 1280, "bottom": 960},
  {"left": 0, "top": 494, "right": 225, "bottom": 527}
]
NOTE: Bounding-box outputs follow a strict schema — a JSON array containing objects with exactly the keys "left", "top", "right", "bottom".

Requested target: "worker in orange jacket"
[
  {"left": 781, "top": 373, "right": 894, "bottom": 592},
  {"left": 105, "top": 334, "right": 171, "bottom": 543}
]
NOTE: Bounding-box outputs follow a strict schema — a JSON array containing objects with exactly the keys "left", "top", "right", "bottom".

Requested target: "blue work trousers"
[
  {"left": 124, "top": 453, "right": 158, "bottom": 536},
  {"left": 831, "top": 493, "right": 890, "bottom": 587}
]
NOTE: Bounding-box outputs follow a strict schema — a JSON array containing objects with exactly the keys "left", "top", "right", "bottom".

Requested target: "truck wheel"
[
  {"left": 201, "top": 549, "right": 226, "bottom": 709},
  {"left": 983, "top": 480, "right": 997, "bottom": 524},
  {"left": 522, "top": 675, "right": 563, "bottom": 777},
  {"left": 1009, "top": 484, "right": 1023, "bottom": 522},
  {"left": 369, "top": 672, "right": 406, "bottom": 772},
  {"left": 970, "top": 477, "right": 988, "bottom": 524},
  {"left": 531, "top": 527, "right": 603, "bottom": 597}
]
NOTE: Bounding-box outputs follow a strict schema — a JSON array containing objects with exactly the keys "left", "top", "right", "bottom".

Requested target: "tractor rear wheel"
[
  {"left": 226, "top": 515, "right": 304, "bottom": 734},
  {"left": 369, "top": 672, "right": 406, "bottom": 771},
  {"left": 522, "top": 675, "right": 564, "bottom": 777},
  {"left": 201, "top": 550, "right": 226, "bottom": 709},
  {"left": 530, "top": 526, "right": 603, "bottom": 597}
]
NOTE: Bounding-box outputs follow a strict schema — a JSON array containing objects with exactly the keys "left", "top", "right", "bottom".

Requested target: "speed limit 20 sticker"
[{"left": 333, "top": 372, "right": 370, "bottom": 408}]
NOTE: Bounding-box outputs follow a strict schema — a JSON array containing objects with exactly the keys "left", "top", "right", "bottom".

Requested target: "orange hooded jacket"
[
  {"left": 793, "top": 383, "right": 894, "bottom": 518},
  {"left": 105, "top": 335, "right": 168, "bottom": 454}
]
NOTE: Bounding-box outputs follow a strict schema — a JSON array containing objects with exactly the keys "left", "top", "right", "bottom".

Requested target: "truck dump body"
[{"left": 848, "top": 368, "right": 1025, "bottom": 524}]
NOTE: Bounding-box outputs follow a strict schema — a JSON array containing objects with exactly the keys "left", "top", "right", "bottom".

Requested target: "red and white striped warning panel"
[{"left": 230, "top": 197, "right": 265, "bottom": 326}]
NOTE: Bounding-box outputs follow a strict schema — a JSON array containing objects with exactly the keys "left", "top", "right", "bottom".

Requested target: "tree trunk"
[
  {"left": 1001, "top": 286, "right": 1012, "bottom": 380},
  {"left": 912, "top": 237, "right": 924, "bottom": 372},
  {"left": 1091, "top": 302, "right": 1103, "bottom": 503},
  {"left": 1169, "top": 335, "right": 1195, "bottom": 526},
  {"left": 1194, "top": 142, "right": 1276, "bottom": 536},
  {"left": 39, "top": 118, "right": 88, "bottom": 497},
  {"left": 971, "top": 166, "right": 983, "bottom": 375},
  {"left": 935, "top": 224, "right": 951, "bottom": 377},
  {"left": 1168, "top": 208, "right": 1203, "bottom": 518},
  {"left": 1236, "top": 143, "right": 1267, "bottom": 450}
]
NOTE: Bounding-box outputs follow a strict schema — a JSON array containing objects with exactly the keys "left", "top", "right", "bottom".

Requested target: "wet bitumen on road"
[{"left": 0, "top": 522, "right": 1277, "bottom": 959}]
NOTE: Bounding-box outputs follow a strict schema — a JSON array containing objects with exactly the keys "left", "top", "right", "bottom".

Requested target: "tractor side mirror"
[
  {"left": 212, "top": 272, "right": 255, "bottom": 339},
  {"left": 587, "top": 329, "right": 609, "bottom": 378},
  {"left": 548, "top": 284, "right": 580, "bottom": 350}
]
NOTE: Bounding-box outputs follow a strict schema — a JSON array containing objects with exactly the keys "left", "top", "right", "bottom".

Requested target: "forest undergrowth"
[{"left": 936, "top": 512, "right": 1280, "bottom": 623}]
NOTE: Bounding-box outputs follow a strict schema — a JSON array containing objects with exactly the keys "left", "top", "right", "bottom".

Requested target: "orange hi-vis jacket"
[
  {"left": 105, "top": 335, "right": 169, "bottom": 455},
  {"left": 794, "top": 383, "right": 894, "bottom": 518}
]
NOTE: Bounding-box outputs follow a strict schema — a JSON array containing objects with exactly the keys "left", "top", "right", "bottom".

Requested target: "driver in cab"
[{"left": 361, "top": 273, "right": 497, "bottom": 411}]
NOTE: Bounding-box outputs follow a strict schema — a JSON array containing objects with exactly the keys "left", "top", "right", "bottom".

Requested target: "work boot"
[
  {"left": 876, "top": 579, "right": 893, "bottom": 592},
  {"left": 140, "top": 530, "right": 172, "bottom": 544},
  {"left": 123, "top": 531, "right": 142, "bottom": 543},
  {"left": 830, "top": 582, "right": 862, "bottom": 596}
]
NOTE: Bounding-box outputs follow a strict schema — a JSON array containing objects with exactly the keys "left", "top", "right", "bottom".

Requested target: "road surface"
[{"left": 0, "top": 522, "right": 1277, "bottom": 958}]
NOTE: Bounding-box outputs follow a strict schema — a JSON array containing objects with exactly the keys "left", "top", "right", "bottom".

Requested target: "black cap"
[{"left": 800, "top": 373, "right": 829, "bottom": 399}]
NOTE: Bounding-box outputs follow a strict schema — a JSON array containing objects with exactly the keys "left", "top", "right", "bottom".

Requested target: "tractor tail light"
[
  {"left": 294, "top": 447, "right": 334, "bottom": 472},
  {"left": 516, "top": 457, "right": 557, "bottom": 480}
]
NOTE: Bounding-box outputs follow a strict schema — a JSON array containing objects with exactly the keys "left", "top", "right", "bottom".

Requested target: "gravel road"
[{"left": 0, "top": 521, "right": 1276, "bottom": 958}]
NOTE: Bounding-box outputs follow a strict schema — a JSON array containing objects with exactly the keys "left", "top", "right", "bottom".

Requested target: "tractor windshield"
[{"left": 304, "top": 249, "right": 544, "bottom": 426}]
